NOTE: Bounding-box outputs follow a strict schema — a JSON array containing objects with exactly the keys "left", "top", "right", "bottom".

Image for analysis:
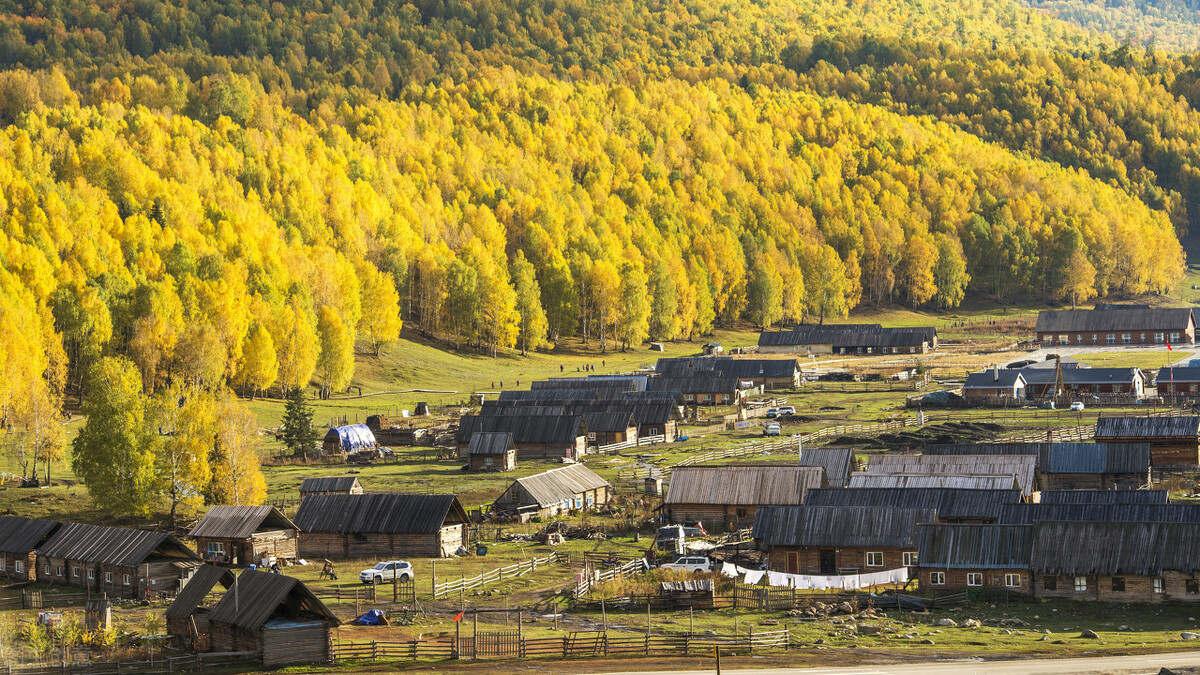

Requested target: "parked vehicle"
[
  {"left": 765, "top": 408, "right": 779, "bottom": 418},
  {"left": 359, "top": 560, "right": 413, "bottom": 584},
  {"left": 777, "top": 405, "right": 796, "bottom": 416},
  {"left": 763, "top": 422, "right": 781, "bottom": 436},
  {"left": 1069, "top": 401, "right": 1085, "bottom": 411},
  {"left": 659, "top": 556, "right": 713, "bottom": 573}
]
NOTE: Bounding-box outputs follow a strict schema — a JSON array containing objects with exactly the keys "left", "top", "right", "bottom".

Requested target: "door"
[
  {"left": 786, "top": 551, "right": 799, "bottom": 574},
  {"left": 819, "top": 550, "right": 836, "bottom": 575}
]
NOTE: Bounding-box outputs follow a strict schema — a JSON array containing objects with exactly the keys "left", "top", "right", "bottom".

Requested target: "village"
[{"left": 8, "top": 304, "right": 1200, "bottom": 673}]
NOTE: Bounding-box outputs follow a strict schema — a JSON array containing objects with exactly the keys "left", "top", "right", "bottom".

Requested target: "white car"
[
  {"left": 659, "top": 556, "right": 713, "bottom": 573},
  {"left": 359, "top": 560, "right": 413, "bottom": 584},
  {"left": 1069, "top": 401, "right": 1085, "bottom": 411},
  {"left": 777, "top": 406, "right": 796, "bottom": 416},
  {"left": 763, "top": 422, "right": 781, "bottom": 436}
]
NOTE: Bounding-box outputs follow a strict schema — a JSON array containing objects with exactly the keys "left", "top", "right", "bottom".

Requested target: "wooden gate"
[
  {"left": 392, "top": 577, "right": 416, "bottom": 603},
  {"left": 566, "top": 631, "right": 605, "bottom": 656},
  {"left": 475, "top": 631, "right": 520, "bottom": 657}
]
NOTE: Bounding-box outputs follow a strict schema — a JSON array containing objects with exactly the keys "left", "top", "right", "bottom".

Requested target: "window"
[
  {"left": 72, "top": 567, "right": 79, "bottom": 578},
  {"left": 1043, "top": 576, "right": 1057, "bottom": 591},
  {"left": 1074, "top": 575, "right": 1088, "bottom": 592},
  {"left": 207, "top": 542, "right": 224, "bottom": 556},
  {"left": 1172, "top": 332, "right": 1182, "bottom": 343},
  {"left": 87, "top": 569, "right": 94, "bottom": 580},
  {"left": 930, "top": 572, "right": 945, "bottom": 585},
  {"left": 0, "top": 555, "right": 4, "bottom": 568},
  {"left": 44, "top": 564, "right": 50, "bottom": 576},
  {"left": 56, "top": 566, "right": 62, "bottom": 577},
  {"left": 1005, "top": 574, "right": 1021, "bottom": 588},
  {"left": 587, "top": 432, "right": 596, "bottom": 441},
  {"left": 586, "top": 493, "right": 594, "bottom": 507},
  {"left": 736, "top": 507, "right": 748, "bottom": 518},
  {"left": 1106, "top": 334, "right": 1116, "bottom": 344},
  {"left": 1058, "top": 335, "right": 1069, "bottom": 346},
  {"left": 1140, "top": 333, "right": 1147, "bottom": 343},
  {"left": 1076, "top": 334, "right": 1082, "bottom": 344},
  {"left": 1188, "top": 579, "right": 1198, "bottom": 595},
  {"left": 1042, "top": 335, "right": 1053, "bottom": 344},
  {"left": 123, "top": 575, "right": 131, "bottom": 586},
  {"left": 483, "top": 456, "right": 493, "bottom": 467},
  {"left": 866, "top": 552, "right": 883, "bottom": 567},
  {"left": 1154, "top": 578, "right": 1165, "bottom": 594},
  {"left": 966, "top": 573, "right": 983, "bottom": 586},
  {"left": 1112, "top": 577, "right": 1125, "bottom": 592},
  {"left": 1122, "top": 333, "right": 1132, "bottom": 344},
  {"left": 105, "top": 572, "right": 112, "bottom": 583},
  {"left": 1192, "top": 384, "right": 1198, "bottom": 393},
  {"left": 13, "top": 560, "right": 22, "bottom": 574},
  {"left": 1091, "top": 334, "right": 1098, "bottom": 344},
  {"left": 1156, "top": 332, "right": 1165, "bottom": 343},
  {"left": 902, "top": 552, "right": 917, "bottom": 567}
]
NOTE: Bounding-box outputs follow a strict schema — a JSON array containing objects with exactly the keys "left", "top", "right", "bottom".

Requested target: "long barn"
[
  {"left": 294, "top": 493, "right": 469, "bottom": 558},
  {"left": 663, "top": 465, "right": 826, "bottom": 531}
]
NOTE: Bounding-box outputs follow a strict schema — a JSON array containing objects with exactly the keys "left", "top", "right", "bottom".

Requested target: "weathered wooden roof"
[
  {"left": 531, "top": 377, "right": 645, "bottom": 392},
  {"left": 803, "top": 487, "right": 1022, "bottom": 521},
  {"left": 1094, "top": 416, "right": 1200, "bottom": 439},
  {"left": 207, "top": 570, "right": 339, "bottom": 630},
  {"left": 37, "top": 523, "right": 199, "bottom": 567},
  {"left": 1155, "top": 367, "right": 1200, "bottom": 384},
  {"left": 455, "top": 414, "right": 585, "bottom": 444},
  {"left": 757, "top": 326, "right": 935, "bottom": 348},
  {"left": 647, "top": 375, "right": 741, "bottom": 394},
  {"left": 665, "top": 465, "right": 825, "bottom": 506},
  {"left": 797, "top": 448, "right": 855, "bottom": 488},
  {"left": 998, "top": 503, "right": 1200, "bottom": 525},
  {"left": 510, "top": 464, "right": 611, "bottom": 507},
  {"left": 583, "top": 411, "right": 637, "bottom": 432},
  {"left": 863, "top": 454, "right": 1037, "bottom": 496},
  {"left": 299, "top": 476, "right": 362, "bottom": 493},
  {"left": 1035, "top": 307, "right": 1194, "bottom": 333},
  {"left": 485, "top": 399, "right": 678, "bottom": 424},
  {"left": 189, "top": 505, "right": 297, "bottom": 540},
  {"left": 1031, "top": 521, "right": 1200, "bottom": 576},
  {"left": 963, "top": 369, "right": 1026, "bottom": 389},
  {"left": 752, "top": 506, "right": 936, "bottom": 548},
  {"left": 1021, "top": 367, "right": 1143, "bottom": 387},
  {"left": 322, "top": 424, "right": 377, "bottom": 452},
  {"left": 467, "top": 432, "right": 515, "bottom": 455},
  {"left": 654, "top": 357, "right": 799, "bottom": 379},
  {"left": 165, "top": 564, "right": 236, "bottom": 619},
  {"left": 917, "top": 524, "right": 1032, "bottom": 569},
  {"left": 1038, "top": 489, "right": 1168, "bottom": 504},
  {"left": 293, "top": 494, "right": 467, "bottom": 534},
  {"left": 928, "top": 442, "right": 1151, "bottom": 474},
  {"left": 0, "top": 516, "right": 61, "bottom": 554},
  {"left": 847, "top": 474, "right": 1020, "bottom": 490}
]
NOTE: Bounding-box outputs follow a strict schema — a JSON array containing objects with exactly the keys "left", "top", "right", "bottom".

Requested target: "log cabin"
[
  {"left": 654, "top": 357, "right": 802, "bottom": 389},
  {"left": 916, "top": 524, "right": 1032, "bottom": 594},
  {"left": 189, "top": 505, "right": 299, "bottom": 566},
  {"left": 0, "top": 516, "right": 60, "bottom": 581},
  {"left": 36, "top": 522, "right": 201, "bottom": 598},
  {"left": 862, "top": 454, "right": 1039, "bottom": 498},
  {"left": 962, "top": 368, "right": 1027, "bottom": 405},
  {"left": 753, "top": 506, "right": 935, "bottom": 575},
  {"left": 491, "top": 463, "right": 612, "bottom": 520},
  {"left": 582, "top": 411, "right": 638, "bottom": 448},
  {"left": 802, "top": 487, "right": 1024, "bottom": 524},
  {"left": 926, "top": 443, "right": 1153, "bottom": 491},
  {"left": 466, "top": 431, "right": 517, "bottom": 472},
  {"left": 299, "top": 476, "right": 364, "bottom": 499},
  {"left": 293, "top": 493, "right": 469, "bottom": 559},
  {"left": 663, "top": 465, "right": 826, "bottom": 531},
  {"left": 456, "top": 414, "right": 588, "bottom": 460},
  {"left": 165, "top": 564, "right": 236, "bottom": 651},
  {"left": 1035, "top": 306, "right": 1196, "bottom": 347},
  {"left": 205, "top": 570, "right": 340, "bottom": 667},
  {"left": 1093, "top": 416, "right": 1200, "bottom": 467}
]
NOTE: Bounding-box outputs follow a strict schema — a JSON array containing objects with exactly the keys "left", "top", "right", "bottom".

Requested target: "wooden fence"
[
  {"left": 573, "top": 558, "right": 648, "bottom": 599},
  {"left": 434, "top": 553, "right": 568, "bottom": 599},
  {"left": 0, "top": 591, "right": 90, "bottom": 612},
  {"left": 4, "top": 652, "right": 258, "bottom": 675},
  {"left": 313, "top": 584, "right": 377, "bottom": 603}
]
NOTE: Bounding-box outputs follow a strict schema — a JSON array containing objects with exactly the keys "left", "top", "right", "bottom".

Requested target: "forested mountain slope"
[
  {"left": 0, "top": 0, "right": 1189, "bottom": 430},
  {"left": 1024, "top": 0, "right": 1200, "bottom": 53}
]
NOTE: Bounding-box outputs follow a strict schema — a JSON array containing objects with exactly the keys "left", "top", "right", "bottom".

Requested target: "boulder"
[
  {"left": 858, "top": 624, "right": 883, "bottom": 635},
  {"left": 1118, "top": 625, "right": 1132, "bottom": 632},
  {"left": 1079, "top": 630, "right": 1101, "bottom": 640},
  {"left": 1180, "top": 632, "right": 1200, "bottom": 641},
  {"left": 835, "top": 602, "right": 855, "bottom": 615},
  {"left": 920, "top": 638, "right": 935, "bottom": 645},
  {"left": 962, "top": 619, "right": 982, "bottom": 629},
  {"left": 935, "top": 618, "right": 958, "bottom": 627},
  {"left": 903, "top": 632, "right": 920, "bottom": 639}
]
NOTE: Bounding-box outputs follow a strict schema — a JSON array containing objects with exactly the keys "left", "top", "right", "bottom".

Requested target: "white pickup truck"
[{"left": 659, "top": 556, "right": 713, "bottom": 573}]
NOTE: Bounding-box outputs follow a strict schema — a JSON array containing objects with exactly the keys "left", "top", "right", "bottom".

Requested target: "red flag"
[
  {"left": 453, "top": 612, "right": 464, "bottom": 622},
  {"left": 1168, "top": 338, "right": 1174, "bottom": 351}
]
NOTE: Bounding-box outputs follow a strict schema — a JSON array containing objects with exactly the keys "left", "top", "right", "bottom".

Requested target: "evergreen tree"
[{"left": 280, "top": 387, "right": 317, "bottom": 462}]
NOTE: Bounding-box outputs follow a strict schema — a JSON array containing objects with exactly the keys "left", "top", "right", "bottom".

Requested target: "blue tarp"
[
  {"left": 352, "top": 609, "right": 387, "bottom": 626},
  {"left": 324, "top": 424, "right": 377, "bottom": 453}
]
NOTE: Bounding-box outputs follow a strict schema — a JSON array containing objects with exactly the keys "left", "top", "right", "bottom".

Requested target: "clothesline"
[{"left": 721, "top": 562, "right": 908, "bottom": 591}]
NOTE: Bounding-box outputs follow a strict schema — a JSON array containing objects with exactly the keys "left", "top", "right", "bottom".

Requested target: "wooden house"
[
  {"left": 320, "top": 424, "right": 377, "bottom": 457},
  {"left": 1094, "top": 416, "right": 1200, "bottom": 466},
  {"left": 654, "top": 357, "right": 802, "bottom": 389},
  {"left": 206, "top": 570, "right": 340, "bottom": 666},
  {"left": 962, "top": 368, "right": 1026, "bottom": 404},
  {"left": 490, "top": 394, "right": 681, "bottom": 442},
  {"left": 467, "top": 432, "right": 517, "bottom": 472},
  {"left": 757, "top": 325, "right": 936, "bottom": 355},
  {"left": 926, "top": 443, "right": 1152, "bottom": 490},
  {"left": 1038, "top": 488, "right": 1168, "bottom": 504},
  {"left": 294, "top": 493, "right": 469, "bottom": 559},
  {"left": 1155, "top": 367, "right": 1200, "bottom": 397},
  {"left": 1022, "top": 367, "right": 1146, "bottom": 399},
  {"left": 583, "top": 411, "right": 638, "bottom": 448},
  {"left": 1035, "top": 306, "right": 1196, "bottom": 347},
  {"left": 165, "top": 564, "right": 235, "bottom": 651},
  {"left": 0, "top": 516, "right": 60, "bottom": 581},
  {"left": 862, "top": 454, "right": 1039, "bottom": 498},
  {"left": 663, "top": 465, "right": 826, "bottom": 531},
  {"left": 456, "top": 414, "right": 588, "bottom": 459},
  {"left": 1031, "top": 521, "right": 1200, "bottom": 603},
  {"left": 647, "top": 374, "right": 745, "bottom": 406},
  {"left": 753, "top": 506, "right": 935, "bottom": 575},
  {"left": 797, "top": 447, "right": 855, "bottom": 488},
  {"left": 916, "top": 524, "right": 1032, "bottom": 594},
  {"left": 803, "top": 487, "right": 1024, "bottom": 524},
  {"left": 189, "top": 505, "right": 299, "bottom": 566},
  {"left": 846, "top": 474, "right": 1021, "bottom": 490},
  {"left": 36, "top": 523, "right": 201, "bottom": 598},
  {"left": 299, "top": 476, "right": 363, "bottom": 499},
  {"left": 491, "top": 464, "right": 612, "bottom": 520}
]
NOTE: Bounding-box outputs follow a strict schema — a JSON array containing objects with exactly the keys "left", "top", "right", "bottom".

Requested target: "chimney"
[{"left": 993, "top": 364, "right": 999, "bottom": 382}]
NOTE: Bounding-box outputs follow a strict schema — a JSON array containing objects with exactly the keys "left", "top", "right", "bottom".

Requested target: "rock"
[
  {"left": 787, "top": 609, "right": 805, "bottom": 617},
  {"left": 1118, "top": 625, "right": 1132, "bottom": 632},
  {"left": 1180, "top": 632, "right": 1200, "bottom": 640},
  {"left": 1042, "top": 629, "right": 1052, "bottom": 634},
  {"left": 920, "top": 638, "right": 935, "bottom": 645},
  {"left": 883, "top": 628, "right": 897, "bottom": 634},
  {"left": 814, "top": 638, "right": 826, "bottom": 644},
  {"left": 1052, "top": 640, "right": 1065, "bottom": 644},
  {"left": 935, "top": 618, "right": 958, "bottom": 627},
  {"left": 1079, "top": 630, "right": 1101, "bottom": 640},
  {"left": 967, "top": 641, "right": 987, "bottom": 646},
  {"left": 704, "top": 630, "right": 717, "bottom": 636},
  {"left": 760, "top": 620, "right": 779, "bottom": 626},
  {"left": 931, "top": 630, "right": 943, "bottom": 634},
  {"left": 858, "top": 624, "right": 883, "bottom": 635},
  {"left": 814, "top": 602, "right": 827, "bottom": 611},
  {"left": 1039, "top": 636, "right": 1049, "bottom": 642},
  {"left": 1001, "top": 629, "right": 1013, "bottom": 635},
  {"left": 830, "top": 618, "right": 844, "bottom": 625},
  {"left": 836, "top": 602, "right": 854, "bottom": 615},
  {"left": 963, "top": 619, "right": 982, "bottom": 629},
  {"left": 998, "top": 618, "right": 1028, "bottom": 627},
  {"left": 903, "top": 632, "right": 920, "bottom": 639}
]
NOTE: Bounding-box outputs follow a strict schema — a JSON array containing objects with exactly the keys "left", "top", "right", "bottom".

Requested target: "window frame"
[
  {"left": 865, "top": 552, "right": 883, "bottom": 567},
  {"left": 930, "top": 571, "right": 945, "bottom": 585},
  {"left": 1112, "top": 577, "right": 1125, "bottom": 592},
  {"left": 1154, "top": 578, "right": 1165, "bottom": 594},
  {"left": 966, "top": 572, "right": 983, "bottom": 587},
  {"left": 1005, "top": 573, "right": 1020, "bottom": 588},
  {"left": 902, "top": 552, "right": 917, "bottom": 567},
  {"left": 1074, "top": 575, "right": 1088, "bottom": 592},
  {"left": 1043, "top": 575, "right": 1057, "bottom": 591}
]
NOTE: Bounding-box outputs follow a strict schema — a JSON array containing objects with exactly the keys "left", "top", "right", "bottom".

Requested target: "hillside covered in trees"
[{"left": 0, "top": 0, "right": 1193, "bottom": 436}]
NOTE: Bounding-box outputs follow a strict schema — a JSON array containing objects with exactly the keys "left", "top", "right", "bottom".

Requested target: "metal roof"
[
  {"left": 1095, "top": 416, "right": 1200, "bottom": 439},
  {"left": 1021, "top": 367, "right": 1143, "bottom": 387},
  {"left": 455, "top": 414, "right": 585, "bottom": 444},
  {"left": 647, "top": 375, "right": 742, "bottom": 394},
  {"left": 165, "top": 564, "right": 236, "bottom": 619},
  {"left": 654, "top": 357, "right": 799, "bottom": 380},
  {"left": 299, "top": 476, "right": 362, "bottom": 493},
  {"left": 752, "top": 506, "right": 936, "bottom": 548},
  {"left": 583, "top": 411, "right": 637, "bottom": 432},
  {"left": 0, "top": 516, "right": 61, "bottom": 554},
  {"left": 530, "top": 376, "right": 648, "bottom": 392},
  {"left": 926, "top": 442, "right": 1151, "bottom": 474},
  {"left": 293, "top": 494, "right": 467, "bottom": 534},
  {"left": 863, "top": 454, "right": 1037, "bottom": 496},
  {"left": 997, "top": 503, "right": 1200, "bottom": 525},
  {"left": 1155, "top": 367, "right": 1200, "bottom": 384},
  {"left": 484, "top": 399, "right": 678, "bottom": 425},
  {"left": 467, "top": 432, "right": 515, "bottom": 455},
  {"left": 797, "top": 448, "right": 855, "bottom": 488},
  {"left": 756, "top": 326, "right": 935, "bottom": 348},
  {"left": 188, "top": 506, "right": 297, "bottom": 540},
  {"left": 1031, "top": 521, "right": 1200, "bottom": 576},
  {"left": 1038, "top": 489, "right": 1168, "bottom": 504},
  {"left": 207, "top": 569, "right": 339, "bottom": 630},
  {"left": 665, "top": 466, "right": 825, "bottom": 506},
  {"left": 1035, "top": 307, "right": 1194, "bottom": 333},
  {"left": 510, "top": 464, "right": 612, "bottom": 507},
  {"left": 322, "top": 424, "right": 377, "bottom": 452},
  {"left": 803, "top": 487, "right": 1022, "bottom": 521},
  {"left": 963, "top": 370, "right": 1026, "bottom": 389},
  {"left": 37, "top": 523, "right": 199, "bottom": 567},
  {"left": 847, "top": 474, "right": 1020, "bottom": 490},
  {"left": 917, "top": 524, "right": 1032, "bottom": 569}
]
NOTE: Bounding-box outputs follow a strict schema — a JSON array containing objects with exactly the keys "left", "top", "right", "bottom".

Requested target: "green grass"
[{"left": 1073, "top": 350, "right": 1190, "bottom": 370}]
